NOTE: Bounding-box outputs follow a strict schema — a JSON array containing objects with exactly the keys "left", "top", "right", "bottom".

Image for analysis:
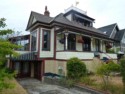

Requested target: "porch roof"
[
  {"left": 11, "top": 52, "right": 37, "bottom": 61},
  {"left": 55, "top": 27, "right": 118, "bottom": 42}
]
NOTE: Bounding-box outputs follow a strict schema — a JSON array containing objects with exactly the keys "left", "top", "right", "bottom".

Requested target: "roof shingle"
[
  {"left": 98, "top": 23, "right": 116, "bottom": 37},
  {"left": 114, "top": 29, "right": 125, "bottom": 41}
]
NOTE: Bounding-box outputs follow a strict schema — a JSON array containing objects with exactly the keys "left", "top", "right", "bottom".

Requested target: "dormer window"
[{"left": 104, "top": 31, "right": 107, "bottom": 34}]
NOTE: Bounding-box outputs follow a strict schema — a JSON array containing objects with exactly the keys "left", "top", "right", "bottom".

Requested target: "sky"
[{"left": 0, "top": 0, "right": 125, "bottom": 35}]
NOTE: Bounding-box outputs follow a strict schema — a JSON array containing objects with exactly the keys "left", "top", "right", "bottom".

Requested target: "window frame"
[
  {"left": 31, "top": 30, "right": 37, "bottom": 51},
  {"left": 42, "top": 29, "right": 51, "bottom": 51}
]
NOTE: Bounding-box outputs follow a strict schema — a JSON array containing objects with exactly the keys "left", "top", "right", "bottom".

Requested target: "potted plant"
[
  {"left": 106, "top": 43, "right": 112, "bottom": 49},
  {"left": 59, "top": 38, "right": 65, "bottom": 44}
]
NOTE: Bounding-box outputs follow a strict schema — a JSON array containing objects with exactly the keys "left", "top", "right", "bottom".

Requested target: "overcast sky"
[{"left": 0, "top": 0, "right": 125, "bottom": 34}]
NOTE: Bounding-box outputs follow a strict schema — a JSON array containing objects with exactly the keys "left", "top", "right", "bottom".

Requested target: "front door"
[{"left": 34, "top": 62, "right": 42, "bottom": 80}]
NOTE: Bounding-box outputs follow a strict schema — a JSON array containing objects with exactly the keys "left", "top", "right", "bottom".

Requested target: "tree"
[
  {"left": 0, "top": 18, "right": 20, "bottom": 91},
  {"left": 120, "top": 59, "right": 125, "bottom": 94},
  {"left": 97, "top": 61, "right": 120, "bottom": 90},
  {"left": 67, "top": 57, "right": 87, "bottom": 80}
]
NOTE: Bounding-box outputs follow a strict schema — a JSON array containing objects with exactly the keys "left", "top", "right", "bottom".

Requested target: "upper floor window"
[
  {"left": 31, "top": 31, "right": 37, "bottom": 51},
  {"left": 42, "top": 29, "right": 50, "bottom": 51},
  {"left": 15, "top": 39, "right": 29, "bottom": 51},
  {"left": 9, "top": 35, "right": 30, "bottom": 51}
]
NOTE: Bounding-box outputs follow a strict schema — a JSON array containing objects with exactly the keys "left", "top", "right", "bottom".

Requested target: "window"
[
  {"left": 68, "top": 34, "right": 76, "bottom": 50},
  {"left": 31, "top": 31, "right": 37, "bottom": 51},
  {"left": 15, "top": 39, "right": 29, "bottom": 51},
  {"left": 42, "top": 29, "right": 50, "bottom": 50},
  {"left": 82, "top": 36, "right": 91, "bottom": 51}
]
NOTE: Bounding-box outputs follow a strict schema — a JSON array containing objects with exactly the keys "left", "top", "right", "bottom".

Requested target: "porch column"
[
  {"left": 64, "top": 32, "right": 69, "bottom": 50},
  {"left": 91, "top": 38, "right": 93, "bottom": 51},
  {"left": 113, "top": 42, "right": 116, "bottom": 53},
  {"left": 100, "top": 40, "right": 102, "bottom": 52},
  {"left": 112, "top": 42, "right": 116, "bottom": 52}
]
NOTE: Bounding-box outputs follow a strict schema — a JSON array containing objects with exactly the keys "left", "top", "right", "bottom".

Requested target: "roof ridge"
[
  {"left": 98, "top": 23, "right": 117, "bottom": 29},
  {"left": 49, "top": 13, "right": 64, "bottom": 23},
  {"left": 31, "top": 11, "right": 53, "bottom": 18}
]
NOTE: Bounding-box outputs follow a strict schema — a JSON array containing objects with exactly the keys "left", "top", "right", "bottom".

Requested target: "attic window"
[{"left": 104, "top": 31, "right": 107, "bottom": 34}]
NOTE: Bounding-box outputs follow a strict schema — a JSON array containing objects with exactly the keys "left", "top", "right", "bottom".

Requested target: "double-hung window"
[
  {"left": 31, "top": 31, "right": 37, "bottom": 51},
  {"left": 42, "top": 29, "right": 50, "bottom": 51}
]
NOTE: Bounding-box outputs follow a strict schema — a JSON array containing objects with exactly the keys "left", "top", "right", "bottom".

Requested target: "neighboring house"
[
  {"left": 98, "top": 23, "right": 125, "bottom": 53},
  {"left": 8, "top": 6, "right": 119, "bottom": 80},
  {"left": 115, "top": 29, "right": 125, "bottom": 53}
]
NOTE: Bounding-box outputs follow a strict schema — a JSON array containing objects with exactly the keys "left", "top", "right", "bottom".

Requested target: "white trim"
[
  {"left": 30, "top": 29, "right": 38, "bottom": 51},
  {"left": 110, "top": 24, "right": 117, "bottom": 38},
  {"left": 59, "top": 31, "right": 113, "bottom": 42}
]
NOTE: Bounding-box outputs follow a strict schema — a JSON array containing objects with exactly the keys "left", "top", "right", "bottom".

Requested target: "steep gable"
[
  {"left": 115, "top": 29, "right": 125, "bottom": 41},
  {"left": 98, "top": 23, "right": 117, "bottom": 37},
  {"left": 26, "top": 11, "right": 53, "bottom": 30}
]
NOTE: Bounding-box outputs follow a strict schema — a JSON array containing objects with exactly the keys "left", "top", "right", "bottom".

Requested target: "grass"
[
  {"left": 79, "top": 75, "right": 123, "bottom": 94},
  {"left": 0, "top": 78, "right": 27, "bottom": 94}
]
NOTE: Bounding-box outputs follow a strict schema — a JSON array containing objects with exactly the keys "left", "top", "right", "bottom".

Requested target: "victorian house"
[{"left": 8, "top": 6, "right": 119, "bottom": 80}]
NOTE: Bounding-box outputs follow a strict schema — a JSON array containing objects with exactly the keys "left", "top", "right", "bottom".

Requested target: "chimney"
[{"left": 44, "top": 6, "right": 50, "bottom": 16}]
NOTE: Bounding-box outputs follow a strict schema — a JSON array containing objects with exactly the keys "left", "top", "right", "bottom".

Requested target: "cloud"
[{"left": 0, "top": 0, "right": 125, "bottom": 34}]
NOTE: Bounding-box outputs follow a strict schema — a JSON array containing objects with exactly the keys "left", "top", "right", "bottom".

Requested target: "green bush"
[
  {"left": 120, "top": 59, "right": 125, "bottom": 83},
  {"left": 97, "top": 61, "right": 120, "bottom": 76},
  {"left": 67, "top": 57, "right": 87, "bottom": 80},
  {"left": 120, "top": 59, "right": 125, "bottom": 94},
  {"left": 106, "top": 48, "right": 115, "bottom": 53},
  {"left": 97, "top": 61, "right": 120, "bottom": 90}
]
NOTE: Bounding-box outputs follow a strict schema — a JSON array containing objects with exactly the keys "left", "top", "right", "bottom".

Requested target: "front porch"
[
  {"left": 56, "top": 51, "right": 117, "bottom": 60},
  {"left": 56, "top": 28, "right": 117, "bottom": 60},
  {"left": 56, "top": 31, "right": 115, "bottom": 53}
]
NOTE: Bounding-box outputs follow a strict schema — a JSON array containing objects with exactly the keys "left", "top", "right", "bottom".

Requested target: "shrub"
[
  {"left": 97, "top": 61, "right": 120, "bottom": 90},
  {"left": 80, "top": 76, "right": 95, "bottom": 85},
  {"left": 106, "top": 48, "right": 115, "bottom": 53},
  {"left": 120, "top": 59, "right": 125, "bottom": 94},
  {"left": 120, "top": 59, "right": 125, "bottom": 83},
  {"left": 67, "top": 57, "right": 87, "bottom": 80}
]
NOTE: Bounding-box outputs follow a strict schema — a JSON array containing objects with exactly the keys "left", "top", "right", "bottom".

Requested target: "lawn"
[
  {"left": 79, "top": 75, "right": 123, "bottom": 94},
  {"left": 0, "top": 78, "right": 27, "bottom": 94}
]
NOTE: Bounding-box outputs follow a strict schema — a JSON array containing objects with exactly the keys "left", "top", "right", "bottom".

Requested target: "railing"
[{"left": 56, "top": 51, "right": 94, "bottom": 60}]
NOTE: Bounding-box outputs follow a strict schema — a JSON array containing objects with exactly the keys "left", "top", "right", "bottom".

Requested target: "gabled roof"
[
  {"left": 114, "top": 29, "right": 125, "bottom": 41},
  {"left": 26, "top": 11, "right": 106, "bottom": 36},
  {"left": 51, "top": 13, "right": 107, "bottom": 36},
  {"left": 98, "top": 23, "right": 117, "bottom": 37},
  {"left": 31, "top": 11, "right": 53, "bottom": 23},
  {"left": 26, "top": 11, "right": 53, "bottom": 30}
]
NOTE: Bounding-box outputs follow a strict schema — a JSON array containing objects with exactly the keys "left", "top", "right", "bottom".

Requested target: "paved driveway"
[{"left": 17, "top": 78, "right": 91, "bottom": 94}]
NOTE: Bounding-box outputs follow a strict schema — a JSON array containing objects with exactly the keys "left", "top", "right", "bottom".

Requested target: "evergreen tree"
[{"left": 0, "top": 18, "right": 20, "bottom": 90}]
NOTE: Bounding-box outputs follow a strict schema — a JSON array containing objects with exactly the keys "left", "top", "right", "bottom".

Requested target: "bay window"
[
  {"left": 31, "top": 31, "right": 37, "bottom": 51},
  {"left": 42, "top": 29, "right": 50, "bottom": 51}
]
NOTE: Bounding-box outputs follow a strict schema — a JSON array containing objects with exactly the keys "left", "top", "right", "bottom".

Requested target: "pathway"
[{"left": 17, "top": 78, "right": 91, "bottom": 94}]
